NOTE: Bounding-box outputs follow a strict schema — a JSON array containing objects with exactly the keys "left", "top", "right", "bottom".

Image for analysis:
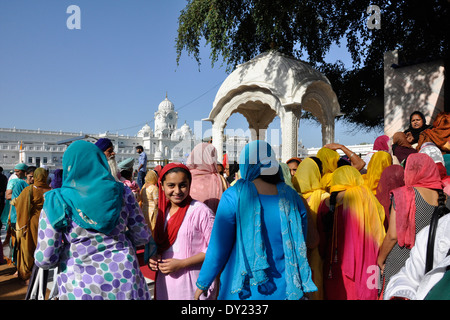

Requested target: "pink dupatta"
[
  {"left": 186, "top": 143, "right": 225, "bottom": 213},
  {"left": 390, "top": 153, "right": 443, "bottom": 249}
]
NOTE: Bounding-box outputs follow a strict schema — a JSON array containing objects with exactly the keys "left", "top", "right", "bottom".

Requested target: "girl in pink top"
[{"left": 149, "top": 163, "right": 217, "bottom": 300}]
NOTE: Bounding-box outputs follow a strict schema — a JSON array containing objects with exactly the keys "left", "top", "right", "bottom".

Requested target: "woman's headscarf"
[
  {"left": 317, "top": 147, "right": 340, "bottom": 192},
  {"left": 43, "top": 140, "right": 124, "bottom": 235},
  {"left": 392, "top": 132, "right": 418, "bottom": 163},
  {"left": 375, "top": 165, "right": 405, "bottom": 228},
  {"left": 144, "top": 169, "right": 158, "bottom": 186},
  {"left": 423, "top": 142, "right": 450, "bottom": 195},
  {"left": 232, "top": 140, "right": 316, "bottom": 300},
  {"left": 393, "top": 132, "right": 412, "bottom": 148},
  {"left": 390, "top": 153, "right": 443, "bottom": 249},
  {"left": 373, "top": 135, "right": 390, "bottom": 152},
  {"left": 153, "top": 163, "right": 193, "bottom": 254},
  {"left": 280, "top": 163, "right": 294, "bottom": 189},
  {"left": 226, "top": 161, "right": 239, "bottom": 184},
  {"left": 33, "top": 168, "right": 50, "bottom": 189},
  {"left": 362, "top": 151, "right": 392, "bottom": 195},
  {"left": 330, "top": 166, "right": 386, "bottom": 300},
  {"left": 293, "top": 157, "right": 329, "bottom": 212},
  {"left": 186, "top": 143, "right": 224, "bottom": 213},
  {"left": 153, "top": 165, "right": 163, "bottom": 177},
  {"left": 419, "top": 142, "right": 445, "bottom": 164},
  {"left": 50, "top": 169, "right": 63, "bottom": 189}
]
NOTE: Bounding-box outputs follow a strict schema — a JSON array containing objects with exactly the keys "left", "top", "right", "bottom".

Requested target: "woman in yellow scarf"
[
  {"left": 317, "top": 165, "right": 386, "bottom": 300},
  {"left": 362, "top": 151, "right": 392, "bottom": 195},
  {"left": 316, "top": 147, "right": 340, "bottom": 193},
  {"left": 293, "top": 157, "right": 329, "bottom": 300},
  {"left": 14, "top": 168, "right": 51, "bottom": 282}
]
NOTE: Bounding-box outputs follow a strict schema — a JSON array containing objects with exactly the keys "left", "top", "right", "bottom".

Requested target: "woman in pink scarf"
[
  {"left": 186, "top": 143, "right": 228, "bottom": 213},
  {"left": 362, "top": 135, "right": 390, "bottom": 172},
  {"left": 375, "top": 165, "right": 405, "bottom": 230},
  {"left": 377, "top": 153, "right": 444, "bottom": 297}
]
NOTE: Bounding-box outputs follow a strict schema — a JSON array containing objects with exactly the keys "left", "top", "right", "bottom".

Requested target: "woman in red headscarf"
[
  {"left": 148, "top": 163, "right": 217, "bottom": 300},
  {"left": 377, "top": 153, "right": 446, "bottom": 297}
]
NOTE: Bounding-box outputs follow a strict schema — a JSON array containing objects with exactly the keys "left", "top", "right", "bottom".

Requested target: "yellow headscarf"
[
  {"left": 144, "top": 170, "right": 158, "bottom": 186},
  {"left": 330, "top": 165, "right": 386, "bottom": 246},
  {"left": 316, "top": 147, "right": 340, "bottom": 192},
  {"left": 293, "top": 157, "right": 329, "bottom": 209},
  {"left": 362, "top": 151, "right": 392, "bottom": 195}
]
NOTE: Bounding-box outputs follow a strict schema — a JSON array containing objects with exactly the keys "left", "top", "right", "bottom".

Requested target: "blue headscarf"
[
  {"left": 50, "top": 169, "right": 63, "bottom": 189},
  {"left": 14, "top": 163, "right": 28, "bottom": 171},
  {"left": 43, "top": 140, "right": 124, "bottom": 234},
  {"left": 231, "top": 140, "right": 316, "bottom": 299}
]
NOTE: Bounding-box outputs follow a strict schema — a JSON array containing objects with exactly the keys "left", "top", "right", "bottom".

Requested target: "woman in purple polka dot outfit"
[{"left": 33, "top": 140, "right": 153, "bottom": 300}]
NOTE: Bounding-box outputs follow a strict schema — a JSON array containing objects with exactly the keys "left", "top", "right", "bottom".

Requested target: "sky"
[{"left": 0, "top": 1, "right": 382, "bottom": 149}]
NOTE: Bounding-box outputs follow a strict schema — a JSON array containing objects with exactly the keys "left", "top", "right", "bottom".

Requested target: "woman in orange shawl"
[
  {"left": 317, "top": 165, "right": 386, "bottom": 300},
  {"left": 417, "top": 111, "right": 450, "bottom": 152},
  {"left": 14, "top": 168, "right": 51, "bottom": 281}
]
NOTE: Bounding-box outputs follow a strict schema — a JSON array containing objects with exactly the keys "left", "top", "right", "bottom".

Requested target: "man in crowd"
[
  {"left": 136, "top": 145, "right": 147, "bottom": 189},
  {"left": 95, "top": 138, "right": 120, "bottom": 182}
]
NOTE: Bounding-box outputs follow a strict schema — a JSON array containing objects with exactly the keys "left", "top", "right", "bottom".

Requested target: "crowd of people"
[{"left": 0, "top": 110, "right": 449, "bottom": 300}]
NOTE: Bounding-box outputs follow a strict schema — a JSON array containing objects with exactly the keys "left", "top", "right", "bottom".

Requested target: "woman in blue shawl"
[
  {"left": 33, "top": 140, "right": 153, "bottom": 300},
  {"left": 195, "top": 140, "right": 316, "bottom": 300}
]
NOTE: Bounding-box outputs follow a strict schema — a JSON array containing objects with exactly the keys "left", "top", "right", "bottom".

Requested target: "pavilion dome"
[{"left": 208, "top": 50, "right": 334, "bottom": 121}]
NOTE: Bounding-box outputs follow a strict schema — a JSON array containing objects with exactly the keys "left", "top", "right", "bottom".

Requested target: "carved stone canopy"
[{"left": 204, "top": 51, "right": 342, "bottom": 161}]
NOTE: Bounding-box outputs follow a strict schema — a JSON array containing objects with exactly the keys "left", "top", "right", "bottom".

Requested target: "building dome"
[
  {"left": 137, "top": 123, "right": 152, "bottom": 137},
  {"left": 171, "top": 122, "right": 192, "bottom": 141},
  {"left": 158, "top": 96, "right": 175, "bottom": 112},
  {"left": 180, "top": 121, "right": 191, "bottom": 134}
]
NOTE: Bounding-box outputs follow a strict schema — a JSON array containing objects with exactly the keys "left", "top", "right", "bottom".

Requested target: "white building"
[
  {"left": 0, "top": 96, "right": 198, "bottom": 172},
  {"left": 304, "top": 144, "right": 374, "bottom": 158}
]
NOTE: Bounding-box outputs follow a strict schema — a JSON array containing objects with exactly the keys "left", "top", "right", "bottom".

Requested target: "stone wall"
[{"left": 384, "top": 50, "right": 445, "bottom": 137}]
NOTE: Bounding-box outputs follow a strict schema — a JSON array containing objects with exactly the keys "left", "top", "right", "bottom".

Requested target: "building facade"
[{"left": 0, "top": 96, "right": 198, "bottom": 172}]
